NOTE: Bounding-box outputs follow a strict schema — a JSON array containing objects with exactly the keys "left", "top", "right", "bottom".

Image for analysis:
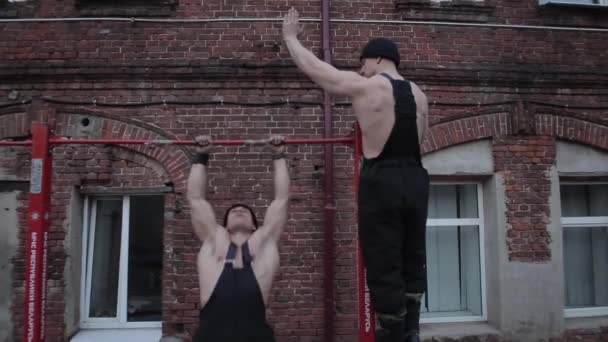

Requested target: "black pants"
[
  {"left": 358, "top": 158, "right": 429, "bottom": 317},
  {"left": 193, "top": 315, "right": 275, "bottom": 342}
]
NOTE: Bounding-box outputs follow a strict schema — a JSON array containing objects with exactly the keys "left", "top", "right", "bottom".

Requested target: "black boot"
[
  {"left": 375, "top": 324, "right": 404, "bottom": 342},
  {"left": 404, "top": 332, "right": 421, "bottom": 342},
  {"left": 403, "top": 293, "right": 422, "bottom": 342},
  {"left": 375, "top": 328, "right": 390, "bottom": 342},
  {"left": 376, "top": 311, "right": 406, "bottom": 342}
]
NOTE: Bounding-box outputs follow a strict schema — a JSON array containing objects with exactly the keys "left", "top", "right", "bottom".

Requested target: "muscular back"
[{"left": 353, "top": 74, "right": 428, "bottom": 159}]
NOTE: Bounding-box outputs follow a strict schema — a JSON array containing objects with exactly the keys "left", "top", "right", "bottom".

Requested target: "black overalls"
[
  {"left": 193, "top": 241, "right": 276, "bottom": 342},
  {"left": 358, "top": 73, "right": 430, "bottom": 335}
]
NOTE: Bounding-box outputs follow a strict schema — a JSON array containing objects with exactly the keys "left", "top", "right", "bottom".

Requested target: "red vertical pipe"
[
  {"left": 355, "top": 124, "right": 376, "bottom": 342},
  {"left": 40, "top": 131, "right": 52, "bottom": 342},
  {"left": 321, "top": 0, "right": 335, "bottom": 341},
  {"left": 23, "top": 124, "right": 52, "bottom": 342}
]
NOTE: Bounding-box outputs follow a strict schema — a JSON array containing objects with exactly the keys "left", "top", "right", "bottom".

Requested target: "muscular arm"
[
  {"left": 412, "top": 83, "right": 429, "bottom": 144},
  {"left": 258, "top": 158, "right": 290, "bottom": 242},
  {"left": 284, "top": 37, "right": 367, "bottom": 97},
  {"left": 187, "top": 163, "right": 221, "bottom": 242}
]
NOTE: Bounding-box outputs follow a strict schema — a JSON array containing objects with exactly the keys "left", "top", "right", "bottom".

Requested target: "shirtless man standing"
[
  {"left": 187, "top": 135, "right": 289, "bottom": 342},
  {"left": 283, "top": 8, "right": 430, "bottom": 342}
]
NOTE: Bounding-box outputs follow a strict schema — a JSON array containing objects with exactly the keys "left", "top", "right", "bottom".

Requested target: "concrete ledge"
[
  {"left": 565, "top": 315, "right": 608, "bottom": 330},
  {"left": 70, "top": 328, "right": 162, "bottom": 342},
  {"left": 421, "top": 321, "right": 500, "bottom": 340}
]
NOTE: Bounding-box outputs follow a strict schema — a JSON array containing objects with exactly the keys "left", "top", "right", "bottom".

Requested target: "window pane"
[
  {"left": 590, "top": 185, "right": 608, "bottom": 216},
  {"left": 89, "top": 199, "right": 123, "bottom": 318},
  {"left": 561, "top": 184, "right": 608, "bottom": 217},
  {"left": 127, "top": 196, "right": 164, "bottom": 322},
  {"left": 459, "top": 225, "right": 482, "bottom": 315},
  {"left": 559, "top": 0, "right": 601, "bottom": 4},
  {"left": 423, "top": 225, "right": 482, "bottom": 317},
  {"left": 564, "top": 226, "right": 608, "bottom": 308},
  {"left": 561, "top": 185, "right": 588, "bottom": 217},
  {"left": 428, "top": 185, "right": 478, "bottom": 219}
]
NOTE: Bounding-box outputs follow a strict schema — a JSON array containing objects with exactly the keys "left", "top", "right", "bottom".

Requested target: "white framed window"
[
  {"left": 560, "top": 183, "right": 608, "bottom": 318},
  {"left": 422, "top": 183, "right": 486, "bottom": 323},
  {"left": 539, "top": 0, "right": 608, "bottom": 7},
  {"left": 80, "top": 195, "right": 164, "bottom": 329}
]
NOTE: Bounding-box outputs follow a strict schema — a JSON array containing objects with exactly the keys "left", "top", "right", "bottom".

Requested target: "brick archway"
[
  {"left": 53, "top": 108, "right": 191, "bottom": 190},
  {"left": 423, "top": 112, "right": 512, "bottom": 154},
  {"left": 423, "top": 104, "right": 607, "bottom": 155},
  {"left": 536, "top": 112, "right": 608, "bottom": 152}
]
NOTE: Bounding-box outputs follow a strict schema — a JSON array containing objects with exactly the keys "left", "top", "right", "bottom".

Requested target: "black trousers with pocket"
[{"left": 358, "top": 157, "right": 429, "bottom": 316}]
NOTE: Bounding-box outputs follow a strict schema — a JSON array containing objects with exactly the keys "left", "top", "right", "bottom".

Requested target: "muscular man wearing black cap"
[
  {"left": 187, "top": 135, "right": 289, "bottom": 342},
  {"left": 283, "top": 7, "right": 430, "bottom": 342}
]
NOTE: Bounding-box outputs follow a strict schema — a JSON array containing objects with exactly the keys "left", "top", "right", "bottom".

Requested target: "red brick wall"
[
  {"left": 0, "top": 146, "right": 30, "bottom": 342},
  {"left": 1, "top": 0, "right": 608, "bottom": 341},
  {"left": 557, "top": 327, "right": 608, "bottom": 342},
  {"left": 2, "top": 105, "right": 359, "bottom": 342},
  {"left": 418, "top": 327, "right": 608, "bottom": 342},
  {"left": 10, "top": 192, "right": 30, "bottom": 342},
  {"left": 493, "top": 136, "right": 555, "bottom": 262}
]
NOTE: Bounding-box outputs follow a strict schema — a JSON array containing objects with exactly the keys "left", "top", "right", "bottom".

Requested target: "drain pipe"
[{"left": 321, "top": 0, "right": 335, "bottom": 341}]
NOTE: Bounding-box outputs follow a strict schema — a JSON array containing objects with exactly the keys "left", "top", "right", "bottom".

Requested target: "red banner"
[
  {"left": 355, "top": 124, "right": 375, "bottom": 342},
  {"left": 23, "top": 124, "right": 51, "bottom": 342}
]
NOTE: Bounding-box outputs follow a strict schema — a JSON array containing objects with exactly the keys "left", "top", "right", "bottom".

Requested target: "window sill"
[
  {"left": 565, "top": 307, "right": 608, "bottom": 319},
  {"left": 70, "top": 328, "right": 162, "bottom": 342},
  {"left": 565, "top": 315, "right": 608, "bottom": 330},
  {"left": 395, "top": 0, "right": 495, "bottom": 22},
  {"left": 75, "top": 0, "right": 176, "bottom": 17},
  {"left": 421, "top": 314, "right": 486, "bottom": 324},
  {"left": 0, "top": 2, "right": 18, "bottom": 18},
  {"left": 564, "top": 315, "right": 608, "bottom": 330},
  {"left": 0, "top": 10, "right": 17, "bottom": 18},
  {"left": 539, "top": 1, "right": 608, "bottom": 9},
  {"left": 421, "top": 321, "right": 499, "bottom": 339}
]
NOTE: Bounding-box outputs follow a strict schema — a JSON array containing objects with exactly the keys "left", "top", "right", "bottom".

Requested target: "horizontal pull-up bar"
[
  {"left": 0, "top": 137, "right": 355, "bottom": 147},
  {"left": 8, "top": 123, "right": 363, "bottom": 342}
]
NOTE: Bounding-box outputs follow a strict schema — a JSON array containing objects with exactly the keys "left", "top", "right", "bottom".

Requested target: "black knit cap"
[
  {"left": 360, "top": 38, "right": 400, "bottom": 67},
  {"left": 223, "top": 203, "right": 259, "bottom": 230}
]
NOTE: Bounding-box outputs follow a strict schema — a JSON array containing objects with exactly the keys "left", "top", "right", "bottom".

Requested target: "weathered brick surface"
[
  {"left": 1, "top": 0, "right": 607, "bottom": 341},
  {"left": 493, "top": 136, "right": 555, "bottom": 262},
  {"left": 562, "top": 327, "right": 608, "bottom": 342}
]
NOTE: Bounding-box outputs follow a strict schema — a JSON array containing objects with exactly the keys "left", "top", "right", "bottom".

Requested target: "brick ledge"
[
  {"left": 75, "top": 0, "right": 176, "bottom": 17},
  {"left": 396, "top": 0, "right": 495, "bottom": 23}
]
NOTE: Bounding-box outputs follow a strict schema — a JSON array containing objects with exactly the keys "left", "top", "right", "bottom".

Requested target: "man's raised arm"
[
  {"left": 282, "top": 7, "right": 367, "bottom": 97},
  {"left": 258, "top": 136, "right": 290, "bottom": 242},
  {"left": 187, "top": 136, "right": 221, "bottom": 242}
]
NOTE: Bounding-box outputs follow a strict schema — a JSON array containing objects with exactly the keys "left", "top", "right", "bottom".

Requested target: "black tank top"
[
  {"left": 194, "top": 241, "right": 275, "bottom": 342},
  {"left": 372, "top": 73, "right": 422, "bottom": 164}
]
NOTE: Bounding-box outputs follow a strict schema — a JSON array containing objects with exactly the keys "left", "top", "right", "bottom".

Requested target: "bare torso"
[
  {"left": 353, "top": 73, "right": 428, "bottom": 158},
  {"left": 197, "top": 228, "right": 279, "bottom": 308}
]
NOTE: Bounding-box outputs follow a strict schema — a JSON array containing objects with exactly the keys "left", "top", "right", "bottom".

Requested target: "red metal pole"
[
  {"left": 40, "top": 131, "right": 52, "bottom": 342},
  {"left": 355, "top": 124, "right": 375, "bottom": 342},
  {"left": 23, "top": 124, "right": 52, "bottom": 342},
  {"left": 0, "top": 137, "right": 355, "bottom": 147},
  {"left": 321, "top": 0, "right": 335, "bottom": 339},
  {"left": 47, "top": 137, "right": 354, "bottom": 146},
  {"left": 0, "top": 141, "right": 32, "bottom": 146}
]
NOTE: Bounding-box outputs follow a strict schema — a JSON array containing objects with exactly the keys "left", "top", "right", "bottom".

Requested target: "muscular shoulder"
[
  {"left": 369, "top": 74, "right": 393, "bottom": 87},
  {"left": 247, "top": 226, "right": 277, "bottom": 255},
  {"left": 408, "top": 81, "right": 427, "bottom": 101},
  {"left": 408, "top": 82, "right": 428, "bottom": 111},
  {"left": 357, "top": 75, "right": 392, "bottom": 99},
  {"left": 200, "top": 227, "right": 230, "bottom": 256}
]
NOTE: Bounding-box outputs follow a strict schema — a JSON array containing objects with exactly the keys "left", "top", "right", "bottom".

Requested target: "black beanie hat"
[
  {"left": 223, "top": 203, "right": 259, "bottom": 230},
  {"left": 360, "top": 38, "right": 400, "bottom": 67}
]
